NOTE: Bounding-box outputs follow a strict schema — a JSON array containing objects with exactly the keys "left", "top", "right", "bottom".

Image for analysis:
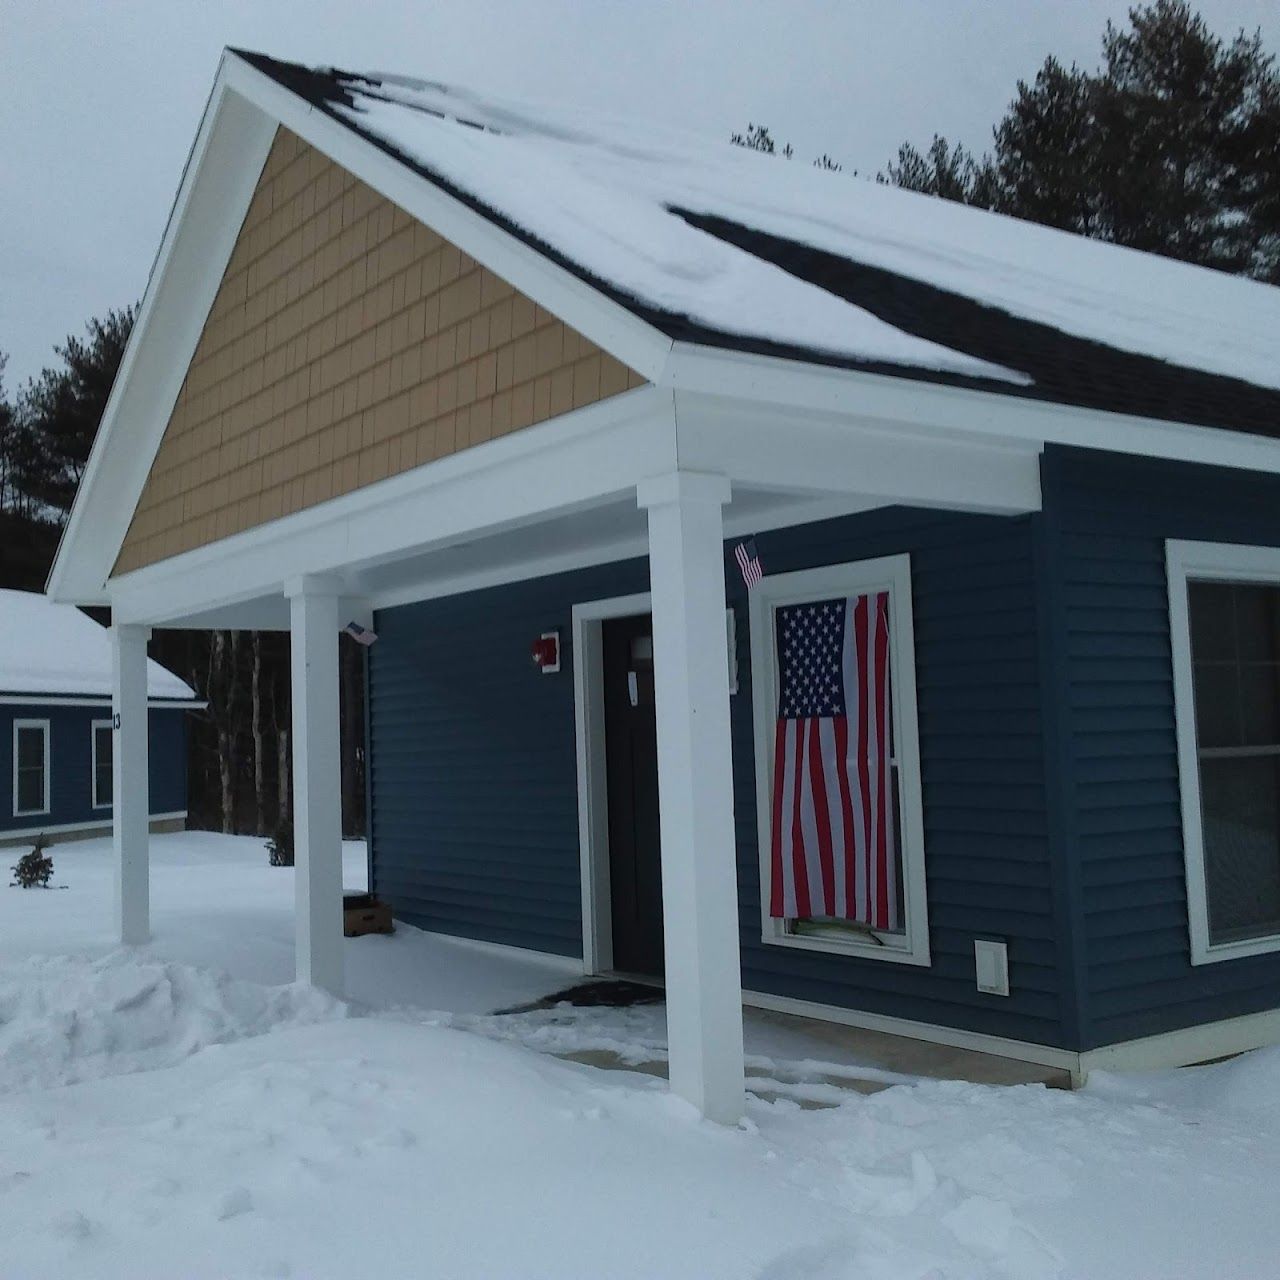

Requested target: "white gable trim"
[
  {"left": 47, "top": 74, "right": 278, "bottom": 606},
  {"left": 47, "top": 50, "right": 675, "bottom": 608}
]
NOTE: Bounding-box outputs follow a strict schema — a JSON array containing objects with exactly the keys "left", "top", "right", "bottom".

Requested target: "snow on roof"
[
  {"left": 275, "top": 64, "right": 1280, "bottom": 396},
  {"left": 0, "top": 590, "right": 195, "bottom": 700}
]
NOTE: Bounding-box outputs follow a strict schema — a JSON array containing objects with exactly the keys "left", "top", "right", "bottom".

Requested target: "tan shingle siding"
[{"left": 114, "top": 127, "right": 647, "bottom": 574}]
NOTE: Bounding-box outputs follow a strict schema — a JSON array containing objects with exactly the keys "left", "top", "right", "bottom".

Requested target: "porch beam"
[
  {"left": 287, "top": 576, "right": 345, "bottom": 995},
  {"left": 675, "top": 391, "right": 1042, "bottom": 514},
  {"left": 107, "top": 388, "right": 676, "bottom": 626},
  {"left": 111, "top": 623, "right": 151, "bottom": 945},
  {"left": 638, "top": 470, "right": 745, "bottom": 1124}
]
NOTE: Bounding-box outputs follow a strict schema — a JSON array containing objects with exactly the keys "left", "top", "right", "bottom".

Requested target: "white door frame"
[{"left": 572, "top": 591, "right": 653, "bottom": 976}]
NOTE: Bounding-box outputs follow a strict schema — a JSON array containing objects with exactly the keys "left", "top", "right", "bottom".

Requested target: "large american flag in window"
[{"left": 769, "top": 592, "right": 899, "bottom": 930}]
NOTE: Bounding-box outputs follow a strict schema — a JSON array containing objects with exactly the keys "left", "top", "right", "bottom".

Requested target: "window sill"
[
  {"left": 12, "top": 809, "right": 50, "bottom": 820},
  {"left": 1192, "top": 931, "right": 1280, "bottom": 966},
  {"left": 761, "top": 927, "right": 931, "bottom": 967}
]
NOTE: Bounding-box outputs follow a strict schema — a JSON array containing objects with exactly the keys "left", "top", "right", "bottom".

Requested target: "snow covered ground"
[{"left": 1, "top": 832, "right": 1279, "bottom": 1277}]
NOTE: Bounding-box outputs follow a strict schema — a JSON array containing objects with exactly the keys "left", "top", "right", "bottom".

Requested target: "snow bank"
[
  {"left": 1088, "top": 1043, "right": 1280, "bottom": 1122},
  {"left": 0, "top": 953, "right": 344, "bottom": 1094},
  {"left": 2, "top": 834, "right": 1280, "bottom": 1275}
]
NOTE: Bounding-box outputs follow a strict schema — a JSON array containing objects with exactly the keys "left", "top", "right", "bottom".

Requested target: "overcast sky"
[{"left": 2, "top": 0, "right": 1274, "bottom": 388}]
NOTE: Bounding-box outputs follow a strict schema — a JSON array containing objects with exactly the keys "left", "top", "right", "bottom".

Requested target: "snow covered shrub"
[
  {"left": 11, "top": 835, "right": 54, "bottom": 889},
  {"left": 267, "top": 819, "right": 294, "bottom": 867}
]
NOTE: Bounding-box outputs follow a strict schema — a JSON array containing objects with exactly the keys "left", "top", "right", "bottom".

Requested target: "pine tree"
[
  {"left": 17, "top": 307, "right": 135, "bottom": 513},
  {"left": 730, "top": 123, "right": 793, "bottom": 158},
  {"left": 883, "top": 2, "right": 1280, "bottom": 280},
  {"left": 880, "top": 135, "right": 997, "bottom": 206},
  {"left": 990, "top": 57, "right": 1101, "bottom": 235},
  {"left": 0, "top": 354, "right": 14, "bottom": 513},
  {"left": 1094, "top": 1, "right": 1280, "bottom": 276}
]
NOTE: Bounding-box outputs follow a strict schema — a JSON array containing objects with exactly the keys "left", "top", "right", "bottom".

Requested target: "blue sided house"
[
  {"left": 0, "top": 590, "right": 197, "bottom": 847},
  {"left": 44, "top": 51, "right": 1280, "bottom": 1119}
]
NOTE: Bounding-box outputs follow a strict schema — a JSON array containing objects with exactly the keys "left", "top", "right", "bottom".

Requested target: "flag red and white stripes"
[
  {"left": 734, "top": 539, "right": 763, "bottom": 590},
  {"left": 769, "top": 591, "right": 899, "bottom": 930}
]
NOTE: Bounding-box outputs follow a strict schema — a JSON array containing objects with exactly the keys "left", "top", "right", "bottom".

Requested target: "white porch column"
[
  {"left": 287, "top": 576, "right": 344, "bottom": 995},
  {"left": 111, "top": 623, "right": 151, "bottom": 945},
  {"left": 637, "top": 471, "right": 745, "bottom": 1124}
]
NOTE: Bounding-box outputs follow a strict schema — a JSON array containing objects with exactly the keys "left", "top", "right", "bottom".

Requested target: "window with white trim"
[
  {"left": 1169, "top": 540, "right": 1280, "bottom": 965},
  {"left": 748, "top": 554, "right": 931, "bottom": 965},
  {"left": 92, "top": 720, "right": 113, "bottom": 810},
  {"left": 13, "top": 720, "right": 50, "bottom": 817}
]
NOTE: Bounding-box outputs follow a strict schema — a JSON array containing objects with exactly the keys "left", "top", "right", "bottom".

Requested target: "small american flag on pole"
[
  {"left": 734, "top": 538, "right": 763, "bottom": 590},
  {"left": 344, "top": 621, "right": 378, "bottom": 646},
  {"left": 769, "top": 591, "right": 898, "bottom": 930}
]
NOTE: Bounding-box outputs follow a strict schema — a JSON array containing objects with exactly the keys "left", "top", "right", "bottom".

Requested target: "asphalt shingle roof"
[{"left": 236, "top": 51, "right": 1280, "bottom": 439}]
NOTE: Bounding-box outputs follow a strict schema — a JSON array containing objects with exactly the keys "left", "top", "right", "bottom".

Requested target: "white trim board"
[
  {"left": 106, "top": 386, "right": 678, "bottom": 625},
  {"left": 11, "top": 718, "right": 51, "bottom": 819},
  {"left": 741, "top": 988, "right": 1081, "bottom": 1076},
  {"left": 90, "top": 718, "right": 113, "bottom": 811},
  {"left": 572, "top": 591, "right": 653, "bottom": 976},
  {"left": 744, "top": 989, "right": 1280, "bottom": 1084},
  {"left": 0, "top": 811, "right": 188, "bottom": 843},
  {"left": 747, "top": 554, "right": 931, "bottom": 967},
  {"left": 47, "top": 81, "right": 279, "bottom": 604},
  {"left": 1166, "top": 538, "right": 1280, "bottom": 966},
  {"left": 1077, "top": 1005, "right": 1280, "bottom": 1077}
]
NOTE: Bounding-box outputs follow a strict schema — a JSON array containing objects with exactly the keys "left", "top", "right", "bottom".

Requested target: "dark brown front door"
[{"left": 602, "top": 613, "right": 664, "bottom": 977}]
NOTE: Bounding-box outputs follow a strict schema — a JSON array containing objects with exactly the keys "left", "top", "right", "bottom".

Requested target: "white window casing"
[
  {"left": 748, "top": 553, "right": 931, "bottom": 965},
  {"left": 91, "top": 719, "right": 113, "bottom": 811},
  {"left": 12, "top": 719, "right": 51, "bottom": 818},
  {"left": 1169, "top": 539, "right": 1280, "bottom": 966}
]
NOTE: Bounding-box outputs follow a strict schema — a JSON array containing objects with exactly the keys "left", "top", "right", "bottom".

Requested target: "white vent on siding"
[{"left": 975, "top": 939, "right": 1010, "bottom": 997}]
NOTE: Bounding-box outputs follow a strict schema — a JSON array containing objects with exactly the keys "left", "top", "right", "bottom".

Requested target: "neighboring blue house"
[
  {"left": 44, "top": 51, "right": 1280, "bottom": 1117},
  {"left": 0, "top": 590, "right": 197, "bottom": 847}
]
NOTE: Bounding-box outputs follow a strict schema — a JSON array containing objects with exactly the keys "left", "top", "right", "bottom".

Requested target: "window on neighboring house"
[
  {"left": 92, "top": 720, "right": 113, "bottom": 810},
  {"left": 13, "top": 720, "right": 50, "bottom": 817},
  {"left": 1170, "top": 541, "right": 1280, "bottom": 964},
  {"left": 748, "top": 554, "right": 931, "bottom": 965}
]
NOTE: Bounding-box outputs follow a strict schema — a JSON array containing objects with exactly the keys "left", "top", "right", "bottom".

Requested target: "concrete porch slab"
[{"left": 485, "top": 983, "right": 1071, "bottom": 1107}]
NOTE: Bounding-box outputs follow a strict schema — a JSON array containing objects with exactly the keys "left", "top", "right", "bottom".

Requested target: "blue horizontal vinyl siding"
[
  {"left": 0, "top": 703, "right": 188, "bottom": 834},
  {"left": 1044, "top": 445, "right": 1280, "bottom": 1049},
  {"left": 730, "top": 510, "right": 1064, "bottom": 1047},
  {"left": 369, "top": 561, "right": 648, "bottom": 957},
  {"left": 370, "top": 505, "right": 1069, "bottom": 1046}
]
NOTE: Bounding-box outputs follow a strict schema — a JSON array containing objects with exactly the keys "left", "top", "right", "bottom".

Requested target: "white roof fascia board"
[
  {"left": 106, "top": 385, "right": 679, "bottom": 626},
  {"left": 666, "top": 342, "right": 1280, "bottom": 478},
  {"left": 47, "top": 61, "right": 278, "bottom": 606},
  {"left": 220, "top": 55, "right": 675, "bottom": 385}
]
